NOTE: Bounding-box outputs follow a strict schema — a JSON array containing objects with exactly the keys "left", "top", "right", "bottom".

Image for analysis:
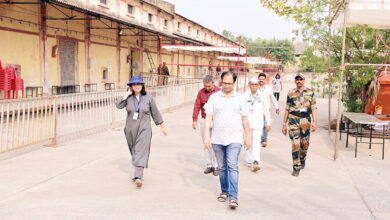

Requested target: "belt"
[
  {"left": 289, "top": 111, "right": 310, "bottom": 118},
  {"left": 202, "top": 116, "right": 205, "bottom": 119}
]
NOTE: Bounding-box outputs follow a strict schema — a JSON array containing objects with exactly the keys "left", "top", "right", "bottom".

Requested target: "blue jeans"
[
  {"left": 261, "top": 115, "right": 268, "bottom": 142},
  {"left": 212, "top": 143, "right": 242, "bottom": 200}
]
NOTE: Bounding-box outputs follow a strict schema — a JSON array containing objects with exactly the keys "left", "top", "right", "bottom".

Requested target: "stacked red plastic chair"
[
  {"left": 8, "top": 66, "right": 24, "bottom": 98},
  {"left": 0, "top": 60, "right": 11, "bottom": 99}
]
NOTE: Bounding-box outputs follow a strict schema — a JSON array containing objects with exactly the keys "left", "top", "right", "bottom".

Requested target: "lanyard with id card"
[
  {"left": 133, "top": 95, "right": 142, "bottom": 120},
  {"left": 298, "top": 91, "right": 306, "bottom": 112},
  {"left": 249, "top": 93, "right": 259, "bottom": 115}
]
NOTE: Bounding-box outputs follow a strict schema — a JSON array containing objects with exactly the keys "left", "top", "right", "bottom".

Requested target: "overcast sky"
[{"left": 165, "top": 0, "right": 301, "bottom": 41}]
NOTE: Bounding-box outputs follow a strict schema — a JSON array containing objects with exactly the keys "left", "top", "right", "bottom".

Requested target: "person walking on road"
[
  {"left": 204, "top": 71, "right": 251, "bottom": 209},
  {"left": 192, "top": 75, "right": 221, "bottom": 176},
  {"left": 272, "top": 73, "right": 283, "bottom": 101},
  {"left": 116, "top": 76, "right": 168, "bottom": 187},
  {"left": 160, "top": 62, "right": 170, "bottom": 85},
  {"left": 244, "top": 77, "right": 271, "bottom": 172},
  {"left": 216, "top": 64, "right": 222, "bottom": 78},
  {"left": 258, "top": 73, "right": 279, "bottom": 147},
  {"left": 282, "top": 73, "right": 317, "bottom": 177}
]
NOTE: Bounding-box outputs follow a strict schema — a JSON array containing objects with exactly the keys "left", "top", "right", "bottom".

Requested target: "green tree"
[
  {"left": 222, "top": 30, "right": 253, "bottom": 44},
  {"left": 222, "top": 30, "right": 236, "bottom": 41},
  {"left": 260, "top": 0, "right": 390, "bottom": 112},
  {"left": 299, "top": 46, "right": 327, "bottom": 72},
  {"left": 222, "top": 30, "right": 296, "bottom": 69},
  {"left": 249, "top": 39, "right": 295, "bottom": 66}
]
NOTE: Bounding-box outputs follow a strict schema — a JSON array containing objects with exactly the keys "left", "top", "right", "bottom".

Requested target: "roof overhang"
[
  {"left": 333, "top": 0, "right": 390, "bottom": 30},
  {"left": 162, "top": 45, "right": 247, "bottom": 55},
  {"left": 47, "top": 0, "right": 205, "bottom": 45},
  {"left": 217, "top": 56, "right": 277, "bottom": 64}
]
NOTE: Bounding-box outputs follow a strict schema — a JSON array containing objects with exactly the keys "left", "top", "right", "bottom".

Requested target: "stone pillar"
[{"left": 39, "top": 2, "right": 48, "bottom": 94}]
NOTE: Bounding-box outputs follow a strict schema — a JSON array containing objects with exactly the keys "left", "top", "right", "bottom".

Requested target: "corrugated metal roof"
[
  {"left": 174, "top": 13, "right": 239, "bottom": 46},
  {"left": 47, "top": 0, "right": 198, "bottom": 44},
  {"left": 47, "top": 0, "right": 221, "bottom": 46},
  {"left": 142, "top": 0, "right": 175, "bottom": 16}
]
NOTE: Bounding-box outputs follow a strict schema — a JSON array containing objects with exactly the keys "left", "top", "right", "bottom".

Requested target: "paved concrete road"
[{"left": 0, "top": 82, "right": 388, "bottom": 220}]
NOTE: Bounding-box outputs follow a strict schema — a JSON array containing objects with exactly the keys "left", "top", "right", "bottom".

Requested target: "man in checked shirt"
[{"left": 192, "top": 75, "right": 221, "bottom": 176}]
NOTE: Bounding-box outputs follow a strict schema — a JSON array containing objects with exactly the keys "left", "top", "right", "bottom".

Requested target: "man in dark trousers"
[
  {"left": 216, "top": 64, "right": 222, "bottom": 77},
  {"left": 161, "top": 62, "right": 169, "bottom": 85},
  {"left": 192, "top": 75, "right": 221, "bottom": 176}
]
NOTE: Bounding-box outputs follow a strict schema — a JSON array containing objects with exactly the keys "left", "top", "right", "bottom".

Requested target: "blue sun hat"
[{"left": 127, "top": 75, "right": 145, "bottom": 86}]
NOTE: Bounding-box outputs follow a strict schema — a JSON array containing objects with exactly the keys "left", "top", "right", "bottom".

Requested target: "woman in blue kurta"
[{"left": 116, "top": 76, "right": 167, "bottom": 187}]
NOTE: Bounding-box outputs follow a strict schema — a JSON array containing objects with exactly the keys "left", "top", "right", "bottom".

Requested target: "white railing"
[
  {"left": 140, "top": 74, "right": 201, "bottom": 87},
  {"left": 0, "top": 75, "right": 251, "bottom": 153},
  {"left": 0, "top": 80, "right": 203, "bottom": 152},
  {"left": 0, "top": 98, "right": 55, "bottom": 152}
]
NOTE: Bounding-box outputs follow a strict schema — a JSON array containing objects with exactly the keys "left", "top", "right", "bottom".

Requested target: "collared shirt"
[
  {"left": 204, "top": 90, "right": 248, "bottom": 145},
  {"left": 243, "top": 91, "right": 271, "bottom": 129},
  {"left": 258, "top": 85, "right": 279, "bottom": 110},
  {"left": 192, "top": 86, "right": 221, "bottom": 121},
  {"left": 162, "top": 66, "right": 169, "bottom": 75},
  {"left": 286, "top": 87, "right": 317, "bottom": 113},
  {"left": 272, "top": 78, "right": 282, "bottom": 93}
]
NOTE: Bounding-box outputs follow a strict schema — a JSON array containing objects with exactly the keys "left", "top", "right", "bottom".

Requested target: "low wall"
[{"left": 0, "top": 75, "right": 250, "bottom": 153}]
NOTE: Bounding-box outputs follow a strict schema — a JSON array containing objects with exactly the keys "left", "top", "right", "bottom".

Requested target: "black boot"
[
  {"left": 300, "top": 161, "right": 306, "bottom": 169},
  {"left": 292, "top": 169, "right": 300, "bottom": 177}
]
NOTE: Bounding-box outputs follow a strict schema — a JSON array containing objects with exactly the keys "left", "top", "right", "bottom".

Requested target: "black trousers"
[
  {"left": 162, "top": 76, "right": 169, "bottom": 85},
  {"left": 274, "top": 92, "right": 280, "bottom": 101}
]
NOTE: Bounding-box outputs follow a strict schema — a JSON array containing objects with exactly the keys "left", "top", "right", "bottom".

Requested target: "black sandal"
[
  {"left": 217, "top": 192, "right": 228, "bottom": 202},
  {"left": 229, "top": 199, "right": 238, "bottom": 209}
]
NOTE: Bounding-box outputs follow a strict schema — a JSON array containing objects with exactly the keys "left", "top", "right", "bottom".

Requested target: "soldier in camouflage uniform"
[{"left": 282, "top": 73, "right": 317, "bottom": 176}]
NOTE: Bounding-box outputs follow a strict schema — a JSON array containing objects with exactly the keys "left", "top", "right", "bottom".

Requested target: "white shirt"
[
  {"left": 273, "top": 79, "right": 281, "bottom": 93},
  {"left": 258, "top": 85, "right": 279, "bottom": 110},
  {"left": 204, "top": 91, "right": 248, "bottom": 145},
  {"left": 243, "top": 91, "right": 271, "bottom": 129}
]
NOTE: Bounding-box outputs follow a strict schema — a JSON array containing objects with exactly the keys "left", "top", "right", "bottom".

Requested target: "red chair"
[
  {"left": 8, "top": 66, "right": 24, "bottom": 98},
  {"left": 0, "top": 60, "right": 11, "bottom": 99}
]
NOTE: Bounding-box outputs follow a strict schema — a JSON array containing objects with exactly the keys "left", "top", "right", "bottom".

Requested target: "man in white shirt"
[
  {"left": 243, "top": 77, "right": 271, "bottom": 171},
  {"left": 204, "top": 71, "right": 251, "bottom": 209},
  {"left": 258, "top": 73, "right": 280, "bottom": 147}
]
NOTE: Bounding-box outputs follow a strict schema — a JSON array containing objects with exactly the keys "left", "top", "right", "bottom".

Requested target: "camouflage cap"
[{"left": 295, "top": 72, "right": 305, "bottom": 80}]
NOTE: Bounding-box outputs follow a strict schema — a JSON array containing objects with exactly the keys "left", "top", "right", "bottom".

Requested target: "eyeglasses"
[
  {"left": 222, "top": 82, "right": 234, "bottom": 86},
  {"left": 295, "top": 78, "right": 304, "bottom": 81}
]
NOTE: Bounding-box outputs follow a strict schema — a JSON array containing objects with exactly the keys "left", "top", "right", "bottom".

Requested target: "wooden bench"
[
  {"left": 84, "top": 83, "right": 97, "bottom": 92},
  {"left": 104, "top": 82, "right": 115, "bottom": 90},
  {"left": 52, "top": 85, "right": 81, "bottom": 95},
  {"left": 25, "top": 86, "right": 43, "bottom": 97}
]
